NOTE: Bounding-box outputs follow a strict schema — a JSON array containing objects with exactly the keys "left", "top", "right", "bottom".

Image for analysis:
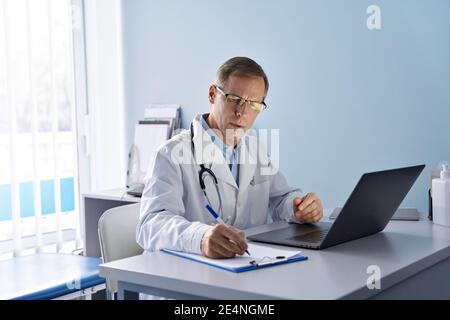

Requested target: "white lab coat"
[{"left": 136, "top": 114, "right": 303, "bottom": 255}]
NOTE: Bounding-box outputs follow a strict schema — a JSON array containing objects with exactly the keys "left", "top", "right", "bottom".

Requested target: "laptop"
[{"left": 248, "top": 165, "right": 425, "bottom": 250}]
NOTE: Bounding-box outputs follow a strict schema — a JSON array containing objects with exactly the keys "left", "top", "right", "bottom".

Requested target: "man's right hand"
[{"left": 200, "top": 224, "right": 248, "bottom": 259}]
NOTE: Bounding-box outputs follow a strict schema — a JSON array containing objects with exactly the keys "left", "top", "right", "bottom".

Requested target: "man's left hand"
[{"left": 293, "top": 193, "right": 323, "bottom": 223}]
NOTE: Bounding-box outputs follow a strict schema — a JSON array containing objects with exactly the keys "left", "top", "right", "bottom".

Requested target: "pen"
[{"left": 204, "top": 204, "right": 251, "bottom": 256}]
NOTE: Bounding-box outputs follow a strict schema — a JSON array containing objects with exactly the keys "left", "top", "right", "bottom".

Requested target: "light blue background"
[{"left": 121, "top": 0, "right": 450, "bottom": 213}]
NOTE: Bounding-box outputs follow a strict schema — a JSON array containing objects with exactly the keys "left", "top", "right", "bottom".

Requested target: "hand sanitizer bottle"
[{"left": 432, "top": 164, "right": 450, "bottom": 227}]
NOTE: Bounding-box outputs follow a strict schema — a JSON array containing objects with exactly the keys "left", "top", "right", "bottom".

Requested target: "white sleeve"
[
  {"left": 136, "top": 145, "right": 211, "bottom": 254},
  {"left": 267, "top": 158, "right": 304, "bottom": 222}
]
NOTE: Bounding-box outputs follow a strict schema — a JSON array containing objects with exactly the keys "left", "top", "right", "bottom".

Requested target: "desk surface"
[{"left": 99, "top": 217, "right": 450, "bottom": 300}]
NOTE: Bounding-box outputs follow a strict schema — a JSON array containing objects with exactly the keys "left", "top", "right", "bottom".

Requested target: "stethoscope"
[{"left": 190, "top": 122, "right": 224, "bottom": 219}]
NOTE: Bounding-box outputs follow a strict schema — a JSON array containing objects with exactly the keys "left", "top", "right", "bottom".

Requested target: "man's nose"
[{"left": 235, "top": 102, "right": 247, "bottom": 117}]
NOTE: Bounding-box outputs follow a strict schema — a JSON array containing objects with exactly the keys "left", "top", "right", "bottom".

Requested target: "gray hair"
[{"left": 214, "top": 57, "right": 269, "bottom": 97}]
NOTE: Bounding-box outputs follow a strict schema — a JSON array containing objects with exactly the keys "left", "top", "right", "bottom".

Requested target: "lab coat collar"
[{"left": 191, "top": 114, "right": 258, "bottom": 190}]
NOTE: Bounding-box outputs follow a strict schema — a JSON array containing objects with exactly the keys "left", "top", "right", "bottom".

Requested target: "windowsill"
[{"left": 0, "top": 228, "right": 81, "bottom": 260}]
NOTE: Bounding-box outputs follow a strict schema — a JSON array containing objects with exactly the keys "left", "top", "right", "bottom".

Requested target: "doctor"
[{"left": 137, "top": 57, "right": 323, "bottom": 259}]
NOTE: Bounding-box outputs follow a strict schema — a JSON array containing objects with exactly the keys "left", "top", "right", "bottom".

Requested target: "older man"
[{"left": 137, "top": 57, "right": 323, "bottom": 259}]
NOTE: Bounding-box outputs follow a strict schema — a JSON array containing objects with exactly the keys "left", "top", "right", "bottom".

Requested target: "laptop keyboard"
[{"left": 288, "top": 230, "right": 329, "bottom": 243}]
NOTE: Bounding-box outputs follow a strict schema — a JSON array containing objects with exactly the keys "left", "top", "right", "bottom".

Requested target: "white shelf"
[{"left": 82, "top": 188, "right": 140, "bottom": 203}]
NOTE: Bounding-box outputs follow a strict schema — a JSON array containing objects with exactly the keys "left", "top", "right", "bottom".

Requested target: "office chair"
[{"left": 98, "top": 203, "right": 143, "bottom": 299}]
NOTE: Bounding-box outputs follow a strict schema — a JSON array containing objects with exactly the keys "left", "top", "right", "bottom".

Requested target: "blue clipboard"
[{"left": 161, "top": 248, "right": 308, "bottom": 273}]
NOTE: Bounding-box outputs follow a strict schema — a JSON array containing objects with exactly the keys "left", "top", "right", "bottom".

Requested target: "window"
[{"left": 0, "top": 0, "right": 82, "bottom": 258}]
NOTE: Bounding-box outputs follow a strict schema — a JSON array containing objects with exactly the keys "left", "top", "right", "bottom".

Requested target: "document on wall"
[
  {"left": 144, "top": 104, "right": 181, "bottom": 138},
  {"left": 162, "top": 243, "right": 308, "bottom": 273},
  {"left": 132, "top": 123, "right": 170, "bottom": 183}
]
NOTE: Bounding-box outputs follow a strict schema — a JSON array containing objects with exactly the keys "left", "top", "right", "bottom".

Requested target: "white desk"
[
  {"left": 82, "top": 188, "right": 140, "bottom": 257},
  {"left": 99, "top": 216, "right": 450, "bottom": 300}
]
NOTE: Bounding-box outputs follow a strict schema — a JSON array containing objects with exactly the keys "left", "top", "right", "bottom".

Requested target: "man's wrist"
[
  {"left": 191, "top": 224, "right": 212, "bottom": 255},
  {"left": 200, "top": 232, "right": 205, "bottom": 254}
]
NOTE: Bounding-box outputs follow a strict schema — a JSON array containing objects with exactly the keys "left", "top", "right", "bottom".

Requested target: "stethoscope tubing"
[{"left": 190, "top": 122, "right": 223, "bottom": 218}]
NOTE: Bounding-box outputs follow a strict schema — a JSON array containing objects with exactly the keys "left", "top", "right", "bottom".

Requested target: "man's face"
[{"left": 208, "top": 74, "right": 266, "bottom": 145}]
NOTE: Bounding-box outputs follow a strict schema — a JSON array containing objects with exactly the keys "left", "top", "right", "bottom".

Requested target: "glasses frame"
[{"left": 214, "top": 85, "right": 267, "bottom": 113}]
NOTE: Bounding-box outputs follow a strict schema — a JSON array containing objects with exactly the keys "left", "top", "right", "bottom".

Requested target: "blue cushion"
[{"left": 0, "top": 253, "right": 105, "bottom": 300}]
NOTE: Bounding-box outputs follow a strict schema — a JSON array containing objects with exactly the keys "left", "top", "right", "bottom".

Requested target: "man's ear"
[{"left": 208, "top": 85, "right": 215, "bottom": 104}]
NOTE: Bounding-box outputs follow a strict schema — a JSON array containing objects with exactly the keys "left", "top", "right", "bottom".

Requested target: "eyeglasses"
[{"left": 214, "top": 85, "right": 267, "bottom": 113}]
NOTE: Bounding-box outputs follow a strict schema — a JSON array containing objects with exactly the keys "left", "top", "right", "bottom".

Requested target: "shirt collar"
[{"left": 200, "top": 114, "right": 240, "bottom": 161}]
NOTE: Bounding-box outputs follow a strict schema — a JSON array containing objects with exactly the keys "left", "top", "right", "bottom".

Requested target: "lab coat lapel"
[
  {"left": 210, "top": 162, "right": 238, "bottom": 189},
  {"left": 192, "top": 115, "right": 238, "bottom": 190}
]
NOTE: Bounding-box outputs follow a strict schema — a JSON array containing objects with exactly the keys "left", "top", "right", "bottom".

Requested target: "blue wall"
[{"left": 121, "top": 0, "right": 450, "bottom": 213}]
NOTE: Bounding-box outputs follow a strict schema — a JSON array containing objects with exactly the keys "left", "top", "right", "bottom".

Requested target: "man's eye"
[
  {"left": 227, "top": 97, "right": 241, "bottom": 104},
  {"left": 250, "top": 102, "right": 263, "bottom": 110}
]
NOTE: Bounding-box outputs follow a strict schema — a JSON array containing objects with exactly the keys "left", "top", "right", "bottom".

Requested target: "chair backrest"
[{"left": 98, "top": 203, "right": 143, "bottom": 294}]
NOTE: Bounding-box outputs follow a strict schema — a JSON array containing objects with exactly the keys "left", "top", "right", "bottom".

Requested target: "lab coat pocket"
[{"left": 248, "top": 176, "right": 270, "bottom": 226}]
